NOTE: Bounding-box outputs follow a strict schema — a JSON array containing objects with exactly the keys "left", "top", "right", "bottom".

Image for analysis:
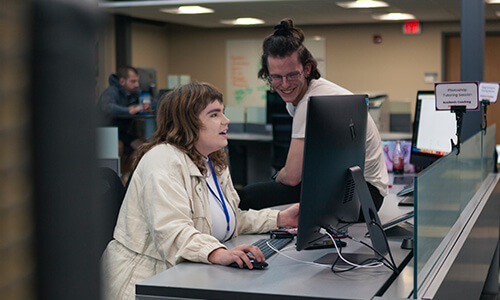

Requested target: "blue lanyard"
[{"left": 206, "top": 158, "right": 230, "bottom": 232}]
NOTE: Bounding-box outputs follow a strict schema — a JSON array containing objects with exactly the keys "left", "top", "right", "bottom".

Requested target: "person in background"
[
  {"left": 101, "top": 82, "right": 300, "bottom": 300},
  {"left": 240, "top": 18, "right": 388, "bottom": 211},
  {"left": 98, "top": 66, "right": 145, "bottom": 182}
]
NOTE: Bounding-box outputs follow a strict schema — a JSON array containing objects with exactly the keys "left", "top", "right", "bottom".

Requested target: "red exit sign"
[{"left": 403, "top": 21, "right": 421, "bottom": 35}]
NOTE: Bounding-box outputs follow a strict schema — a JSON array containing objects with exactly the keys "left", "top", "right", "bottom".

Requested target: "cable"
[
  {"left": 265, "top": 241, "right": 331, "bottom": 269},
  {"left": 321, "top": 230, "right": 384, "bottom": 272},
  {"left": 265, "top": 224, "right": 399, "bottom": 274},
  {"left": 346, "top": 222, "right": 399, "bottom": 274},
  {"left": 331, "top": 257, "right": 384, "bottom": 273}
]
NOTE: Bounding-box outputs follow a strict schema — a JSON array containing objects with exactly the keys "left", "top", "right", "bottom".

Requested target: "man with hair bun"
[{"left": 243, "top": 18, "right": 388, "bottom": 211}]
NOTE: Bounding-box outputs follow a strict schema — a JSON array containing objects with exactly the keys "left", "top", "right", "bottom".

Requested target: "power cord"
[
  {"left": 266, "top": 238, "right": 381, "bottom": 272},
  {"left": 320, "top": 229, "right": 385, "bottom": 272},
  {"left": 265, "top": 241, "right": 331, "bottom": 269},
  {"left": 265, "top": 224, "right": 399, "bottom": 274},
  {"left": 322, "top": 225, "right": 399, "bottom": 274}
]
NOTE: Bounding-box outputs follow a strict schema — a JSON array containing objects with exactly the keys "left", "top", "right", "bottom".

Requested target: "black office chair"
[
  {"left": 271, "top": 114, "right": 293, "bottom": 171},
  {"left": 238, "top": 181, "right": 301, "bottom": 210},
  {"left": 237, "top": 114, "right": 298, "bottom": 210},
  {"left": 97, "top": 167, "right": 126, "bottom": 254}
]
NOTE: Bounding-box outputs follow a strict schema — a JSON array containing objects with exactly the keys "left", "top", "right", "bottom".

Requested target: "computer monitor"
[
  {"left": 137, "top": 67, "right": 157, "bottom": 97},
  {"left": 296, "top": 95, "right": 391, "bottom": 265},
  {"left": 410, "top": 91, "right": 457, "bottom": 171},
  {"left": 266, "top": 91, "right": 289, "bottom": 124}
]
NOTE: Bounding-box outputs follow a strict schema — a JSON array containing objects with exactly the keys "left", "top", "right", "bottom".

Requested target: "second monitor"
[{"left": 410, "top": 90, "right": 457, "bottom": 171}]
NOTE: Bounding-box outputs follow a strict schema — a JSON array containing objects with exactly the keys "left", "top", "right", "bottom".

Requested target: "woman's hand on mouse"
[{"left": 208, "top": 244, "right": 265, "bottom": 268}]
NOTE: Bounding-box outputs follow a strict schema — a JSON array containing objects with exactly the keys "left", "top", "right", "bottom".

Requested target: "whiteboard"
[{"left": 225, "top": 38, "right": 326, "bottom": 107}]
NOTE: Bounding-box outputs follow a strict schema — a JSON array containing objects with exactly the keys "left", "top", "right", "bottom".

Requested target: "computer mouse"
[
  {"left": 401, "top": 237, "right": 413, "bottom": 250},
  {"left": 229, "top": 260, "right": 268, "bottom": 270}
]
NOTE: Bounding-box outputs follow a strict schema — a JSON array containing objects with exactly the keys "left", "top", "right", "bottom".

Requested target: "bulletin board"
[{"left": 225, "top": 38, "right": 326, "bottom": 107}]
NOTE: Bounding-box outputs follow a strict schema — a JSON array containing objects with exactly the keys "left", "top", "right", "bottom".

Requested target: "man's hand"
[
  {"left": 277, "top": 203, "right": 300, "bottom": 228},
  {"left": 208, "top": 244, "right": 265, "bottom": 269},
  {"left": 128, "top": 104, "right": 142, "bottom": 115}
]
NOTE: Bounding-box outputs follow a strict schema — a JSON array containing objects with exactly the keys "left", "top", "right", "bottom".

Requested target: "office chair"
[
  {"left": 237, "top": 114, "right": 299, "bottom": 210},
  {"left": 97, "top": 167, "right": 126, "bottom": 254},
  {"left": 271, "top": 114, "right": 293, "bottom": 170},
  {"left": 238, "top": 181, "right": 301, "bottom": 210}
]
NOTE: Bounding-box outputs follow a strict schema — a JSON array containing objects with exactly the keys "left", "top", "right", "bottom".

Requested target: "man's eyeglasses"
[{"left": 268, "top": 71, "right": 303, "bottom": 84}]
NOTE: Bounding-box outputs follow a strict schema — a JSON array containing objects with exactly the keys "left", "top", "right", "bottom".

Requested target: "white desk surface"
[
  {"left": 379, "top": 132, "right": 412, "bottom": 141},
  {"left": 137, "top": 175, "right": 414, "bottom": 300},
  {"left": 227, "top": 132, "right": 410, "bottom": 143},
  {"left": 227, "top": 132, "right": 272, "bottom": 142}
]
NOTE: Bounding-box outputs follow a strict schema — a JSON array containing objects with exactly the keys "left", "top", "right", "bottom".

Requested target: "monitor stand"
[
  {"left": 314, "top": 166, "right": 395, "bottom": 267},
  {"left": 314, "top": 253, "right": 377, "bottom": 265}
]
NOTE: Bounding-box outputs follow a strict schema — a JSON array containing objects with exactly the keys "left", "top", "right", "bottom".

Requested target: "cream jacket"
[{"left": 101, "top": 144, "right": 279, "bottom": 300}]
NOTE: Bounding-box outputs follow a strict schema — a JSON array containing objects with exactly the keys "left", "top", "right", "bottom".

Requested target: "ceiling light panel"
[
  {"left": 220, "top": 17, "right": 265, "bottom": 25},
  {"left": 372, "top": 12, "right": 416, "bottom": 21},
  {"left": 161, "top": 6, "right": 214, "bottom": 14},
  {"left": 337, "top": 1, "right": 389, "bottom": 9}
]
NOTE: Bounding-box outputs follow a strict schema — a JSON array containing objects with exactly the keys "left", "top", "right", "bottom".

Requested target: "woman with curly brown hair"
[{"left": 101, "top": 81, "right": 299, "bottom": 300}]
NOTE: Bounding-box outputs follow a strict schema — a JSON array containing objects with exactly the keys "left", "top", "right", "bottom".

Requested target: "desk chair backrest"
[
  {"left": 271, "top": 114, "right": 293, "bottom": 170},
  {"left": 97, "top": 167, "right": 126, "bottom": 254}
]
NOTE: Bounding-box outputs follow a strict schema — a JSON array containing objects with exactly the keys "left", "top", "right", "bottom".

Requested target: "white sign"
[
  {"left": 434, "top": 82, "right": 479, "bottom": 111},
  {"left": 478, "top": 82, "right": 499, "bottom": 103}
]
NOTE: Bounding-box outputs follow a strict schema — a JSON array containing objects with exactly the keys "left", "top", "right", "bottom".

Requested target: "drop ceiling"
[{"left": 98, "top": 0, "right": 500, "bottom": 28}]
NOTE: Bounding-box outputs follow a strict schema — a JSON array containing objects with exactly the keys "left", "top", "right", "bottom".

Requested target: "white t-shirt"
[
  {"left": 205, "top": 163, "right": 236, "bottom": 242},
  {"left": 286, "top": 78, "right": 389, "bottom": 197}
]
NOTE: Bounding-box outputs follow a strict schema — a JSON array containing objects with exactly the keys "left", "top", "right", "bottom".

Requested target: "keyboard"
[
  {"left": 396, "top": 184, "right": 414, "bottom": 197},
  {"left": 228, "top": 237, "right": 293, "bottom": 269},
  {"left": 381, "top": 211, "right": 414, "bottom": 230},
  {"left": 252, "top": 237, "right": 293, "bottom": 259},
  {"left": 398, "top": 195, "right": 414, "bottom": 206}
]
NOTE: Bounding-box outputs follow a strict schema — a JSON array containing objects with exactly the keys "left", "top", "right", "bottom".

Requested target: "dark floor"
[{"left": 479, "top": 271, "right": 499, "bottom": 300}]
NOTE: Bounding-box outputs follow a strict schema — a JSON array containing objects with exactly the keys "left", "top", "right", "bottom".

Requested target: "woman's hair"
[
  {"left": 258, "top": 18, "right": 321, "bottom": 83},
  {"left": 132, "top": 82, "right": 228, "bottom": 176}
]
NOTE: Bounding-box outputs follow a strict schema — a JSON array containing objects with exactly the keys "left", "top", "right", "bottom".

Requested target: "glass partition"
[
  {"left": 482, "top": 124, "right": 496, "bottom": 181},
  {"left": 413, "top": 125, "right": 496, "bottom": 298}
]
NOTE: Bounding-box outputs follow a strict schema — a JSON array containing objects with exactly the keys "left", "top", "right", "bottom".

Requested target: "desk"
[
  {"left": 379, "top": 132, "right": 412, "bottom": 141},
  {"left": 136, "top": 183, "right": 414, "bottom": 300},
  {"left": 227, "top": 131, "right": 413, "bottom": 188},
  {"left": 137, "top": 232, "right": 411, "bottom": 300},
  {"left": 227, "top": 132, "right": 273, "bottom": 188},
  {"left": 227, "top": 132, "right": 272, "bottom": 142}
]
